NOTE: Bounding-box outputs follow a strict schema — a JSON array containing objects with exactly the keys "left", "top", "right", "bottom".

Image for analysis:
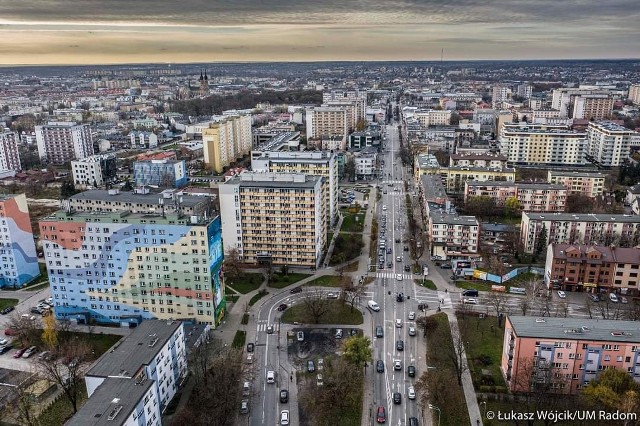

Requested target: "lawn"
[
  {"left": 248, "top": 290, "right": 268, "bottom": 306},
  {"left": 426, "top": 313, "right": 471, "bottom": 426},
  {"left": 232, "top": 330, "right": 246, "bottom": 348},
  {"left": 305, "top": 275, "right": 344, "bottom": 288},
  {"left": 38, "top": 385, "right": 88, "bottom": 426},
  {"left": 417, "top": 279, "right": 437, "bottom": 290},
  {"left": 281, "top": 300, "right": 363, "bottom": 325},
  {"left": 268, "top": 272, "right": 312, "bottom": 289},
  {"left": 340, "top": 261, "right": 360, "bottom": 272},
  {"left": 456, "top": 280, "right": 494, "bottom": 292},
  {"left": 329, "top": 233, "right": 364, "bottom": 265},
  {"left": 228, "top": 272, "right": 264, "bottom": 294},
  {"left": 226, "top": 295, "right": 240, "bottom": 303},
  {"left": 0, "top": 298, "right": 18, "bottom": 310},
  {"left": 457, "top": 314, "right": 507, "bottom": 393},
  {"left": 339, "top": 209, "right": 365, "bottom": 233}
]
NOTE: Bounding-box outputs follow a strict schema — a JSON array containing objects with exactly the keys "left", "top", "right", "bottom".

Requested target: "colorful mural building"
[
  {"left": 39, "top": 191, "right": 224, "bottom": 326},
  {"left": 0, "top": 193, "right": 40, "bottom": 288}
]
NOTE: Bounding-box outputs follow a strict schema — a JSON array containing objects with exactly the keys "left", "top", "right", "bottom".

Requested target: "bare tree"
[
  {"left": 35, "top": 340, "right": 92, "bottom": 413},
  {"left": 554, "top": 301, "right": 570, "bottom": 318},
  {"left": 5, "top": 314, "right": 41, "bottom": 347},
  {"left": 302, "top": 290, "right": 331, "bottom": 324},
  {"left": 485, "top": 291, "right": 509, "bottom": 316},
  {"left": 6, "top": 375, "right": 41, "bottom": 426},
  {"left": 342, "top": 276, "right": 365, "bottom": 312},
  {"left": 223, "top": 248, "right": 244, "bottom": 283},
  {"left": 447, "top": 327, "right": 469, "bottom": 386}
]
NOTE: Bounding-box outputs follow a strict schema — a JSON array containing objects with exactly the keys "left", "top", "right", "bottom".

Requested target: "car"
[
  {"left": 240, "top": 400, "right": 249, "bottom": 414},
  {"left": 0, "top": 338, "right": 8, "bottom": 346},
  {"left": 280, "top": 409, "right": 290, "bottom": 425},
  {"left": 376, "top": 360, "right": 385, "bottom": 373},
  {"left": 335, "top": 329, "right": 343, "bottom": 339},
  {"left": 621, "top": 296, "right": 629, "bottom": 304},
  {"left": 376, "top": 406, "right": 386, "bottom": 423},
  {"left": 408, "top": 365, "right": 416, "bottom": 377},
  {"left": 393, "top": 392, "right": 402, "bottom": 404},
  {"left": 318, "top": 358, "right": 324, "bottom": 370},
  {"left": 242, "top": 381, "right": 251, "bottom": 396},
  {"left": 387, "top": 262, "right": 392, "bottom": 268},
  {"left": 609, "top": 293, "right": 619, "bottom": 303},
  {"left": 396, "top": 256, "right": 402, "bottom": 262},
  {"left": 266, "top": 370, "right": 275, "bottom": 384},
  {"left": 316, "top": 374, "right": 323, "bottom": 386},
  {"left": 4, "top": 328, "right": 17, "bottom": 336},
  {"left": 277, "top": 303, "right": 288, "bottom": 311},
  {"left": 408, "top": 386, "right": 416, "bottom": 400},
  {"left": 368, "top": 301, "right": 381, "bottom": 312},
  {"left": 266, "top": 325, "right": 274, "bottom": 334},
  {"left": 404, "top": 265, "right": 411, "bottom": 272},
  {"left": 408, "top": 311, "right": 416, "bottom": 320},
  {"left": 462, "top": 289, "right": 479, "bottom": 297},
  {"left": 450, "top": 275, "right": 458, "bottom": 280},
  {"left": 395, "top": 319, "right": 403, "bottom": 328},
  {"left": 297, "top": 331, "right": 304, "bottom": 342},
  {"left": 30, "top": 307, "right": 42, "bottom": 315},
  {"left": 246, "top": 354, "right": 254, "bottom": 364},
  {"left": 408, "top": 326, "right": 416, "bottom": 336},
  {"left": 463, "top": 298, "right": 478, "bottom": 304},
  {"left": 375, "top": 326, "right": 384, "bottom": 338},
  {"left": 396, "top": 293, "right": 404, "bottom": 302},
  {"left": 396, "top": 274, "right": 403, "bottom": 281},
  {"left": 408, "top": 417, "right": 419, "bottom": 426},
  {"left": 382, "top": 205, "right": 387, "bottom": 210},
  {"left": 280, "top": 389, "right": 289, "bottom": 403},
  {"left": 45, "top": 297, "right": 53, "bottom": 305},
  {"left": 13, "top": 347, "right": 26, "bottom": 358},
  {"left": 394, "top": 360, "right": 401, "bottom": 371},
  {"left": 307, "top": 360, "right": 315, "bottom": 372},
  {"left": 396, "top": 238, "right": 401, "bottom": 243},
  {"left": 440, "top": 263, "right": 452, "bottom": 269},
  {"left": 0, "top": 345, "right": 13, "bottom": 355},
  {"left": 326, "top": 292, "right": 338, "bottom": 299},
  {"left": 557, "top": 290, "right": 567, "bottom": 299},
  {"left": 396, "top": 340, "right": 404, "bottom": 351},
  {"left": 387, "top": 248, "right": 392, "bottom": 254},
  {"left": 589, "top": 294, "right": 600, "bottom": 302},
  {"left": 0, "top": 306, "right": 15, "bottom": 315},
  {"left": 68, "top": 357, "right": 79, "bottom": 368},
  {"left": 290, "top": 286, "right": 303, "bottom": 294},
  {"left": 403, "top": 246, "right": 409, "bottom": 252},
  {"left": 246, "top": 343, "right": 254, "bottom": 353}
]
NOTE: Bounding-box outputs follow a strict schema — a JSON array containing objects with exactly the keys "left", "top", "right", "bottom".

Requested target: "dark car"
[
  {"left": 376, "top": 360, "right": 385, "bottom": 373},
  {"left": 590, "top": 294, "right": 600, "bottom": 302},
  {"left": 246, "top": 343, "right": 254, "bottom": 353},
  {"left": 290, "top": 287, "right": 303, "bottom": 294},
  {"left": 396, "top": 293, "right": 404, "bottom": 302},
  {"left": 307, "top": 360, "right": 315, "bottom": 373},
  {"left": 396, "top": 340, "right": 404, "bottom": 351},
  {"left": 403, "top": 246, "right": 409, "bottom": 252},
  {"left": 408, "top": 417, "right": 419, "bottom": 426},
  {"left": 404, "top": 265, "right": 410, "bottom": 272},
  {"left": 277, "top": 304, "right": 288, "bottom": 311},
  {"left": 376, "top": 406, "right": 386, "bottom": 423},
  {"left": 387, "top": 262, "right": 392, "bottom": 268},
  {"left": 375, "top": 326, "right": 384, "bottom": 338},
  {"left": 440, "top": 263, "right": 452, "bottom": 269},
  {"left": 0, "top": 306, "right": 14, "bottom": 315},
  {"left": 393, "top": 392, "right": 402, "bottom": 404},
  {"left": 408, "top": 365, "right": 416, "bottom": 377},
  {"left": 279, "top": 389, "right": 289, "bottom": 403},
  {"left": 0, "top": 345, "right": 13, "bottom": 355},
  {"left": 30, "top": 307, "right": 42, "bottom": 315}
]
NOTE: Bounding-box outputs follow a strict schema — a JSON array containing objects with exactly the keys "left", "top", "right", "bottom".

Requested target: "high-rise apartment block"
[
  {"left": 572, "top": 95, "right": 614, "bottom": 120},
  {"left": 628, "top": 84, "right": 640, "bottom": 106},
  {"left": 516, "top": 83, "right": 533, "bottom": 99},
  {"left": 202, "top": 115, "right": 252, "bottom": 174},
  {"left": 0, "top": 194, "right": 40, "bottom": 288},
  {"left": 133, "top": 159, "right": 187, "bottom": 188},
  {"left": 547, "top": 170, "right": 606, "bottom": 198},
  {"left": 521, "top": 212, "right": 640, "bottom": 254},
  {"left": 551, "top": 87, "right": 611, "bottom": 117},
  {"left": 586, "top": 121, "right": 635, "bottom": 167},
  {"left": 492, "top": 84, "right": 511, "bottom": 107},
  {"left": 499, "top": 123, "right": 587, "bottom": 166},
  {"left": 251, "top": 150, "right": 338, "bottom": 226},
  {"left": 414, "top": 109, "right": 452, "bottom": 127},
  {"left": 0, "top": 130, "right": 21, "bottom": 172},
  {"left": 71, "top": 154, "right": 117, "bottom": 189},
  {"left": 464, "top": 182, "right": 567, "bottom": 212},
  {"left": 39, "top": 189, "right": 225, "bottom": 326},
  {"left": 322, "top": 89, "right": 367, "bottom": 122},
  {"left": 219, "top": 172, "right": 327, "bottom": 268},
  {"left": 305, "top": 107, "right": 348, "bottom": 140},
  {"left": 35, "top": 122, "right": 94, "bottom": 164}
]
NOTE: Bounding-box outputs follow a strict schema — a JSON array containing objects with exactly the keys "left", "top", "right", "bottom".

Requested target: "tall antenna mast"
[{"left": 441, "top": 48, "right": 444, "bottom": 63}]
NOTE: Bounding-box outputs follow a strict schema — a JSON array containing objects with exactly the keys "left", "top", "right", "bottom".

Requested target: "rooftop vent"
[
  {"left": 107, "top": 405, "right": 123, "bottom": 421},
  {"left": 535, "top": 318, "right": 546, "bottom": 323}
]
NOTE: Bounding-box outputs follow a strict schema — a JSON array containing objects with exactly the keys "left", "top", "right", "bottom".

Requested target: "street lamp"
[
  {"left": 429, "top": 404, "right": 441, "bottom": 426},
  {"left": 481, "top": 401, "right": 487, "bottom": 417}
]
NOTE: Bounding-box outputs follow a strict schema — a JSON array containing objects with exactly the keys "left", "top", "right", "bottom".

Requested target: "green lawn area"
[
  {"left": 417, "top": 279, "right": 437, "bottom": 290},
  {"left": 25, "top": 282, "right": 50, "bottom": 291},
  {"left": 305, "top": 275, "right": 343, "bottom": 288},
  {"left": 456, "top": 280, "right": 494, "bottom": 292},
  {"left": 457, "top": 314, "right": 507, "bottom": 393},
  {"left": 329, "top": 233, "right": 364, "bottom": 265},
  {"left": 226, "top": 295, "right": 239, "bottom": 303},
  {"left": 281, "top": 300, "right": 363, "bottom": 325},
  {"left": 268, "top": 273, "right": 312, "bottom": 289},
  {"left": 248, "top": 290, "right": 268, "bottom": 306},
  {"left": 0, "top": 298, "right": 18, "bottom": 310},
  {"left": 339, "top": 209, "right": 365, "bottom": 233},
  {"left": 425, "top": 313, "right": 471, "bottom": 426},
  {"left": 38, "top": 385, "right": 88, "bottom": 426},
  {"left": 232, "top": 330, "right": 246, "bottom": 348},
  {"left": 228, "top": 272, "right": 264, "bottom": 294}
]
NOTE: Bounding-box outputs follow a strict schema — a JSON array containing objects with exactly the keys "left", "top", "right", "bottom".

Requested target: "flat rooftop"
[
  {"left": 429, "top": 211, "right": 478, "bottom": 226},
  {"left": 509, "top": 315, "right": 640, "bottom": 343},
  {"left": 86, "top": 320, "right": 182, "bottom": 379},
  {"left": 67, "top": 378, "right": 153, "bottom": 426},
  {"left": 465, "top": 181, "right": 566, "bottom": 190},
  {"left": 524, "top": 212, "right": 640, "bottom": 223},
  {"left": 69, "top": 189, "right": 205, "bottom": 208},
  {"left": 227, "top": 172, "right": 322, "bottom": 189}
]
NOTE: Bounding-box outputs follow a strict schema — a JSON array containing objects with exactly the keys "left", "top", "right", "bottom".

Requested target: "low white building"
[
  {"left": 354, "top": 149, "right": 378, "bottom": 179},
  {"left": 71, "top": 154, "right": 117, "bottom": 188}
]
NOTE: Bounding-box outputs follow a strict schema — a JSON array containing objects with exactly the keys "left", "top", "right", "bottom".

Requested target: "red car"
[
  {"left": 376, "top": 406, "right": 386, "bottom": 423},
  {"left": 13, "top": 347, "right": 27, "bottom": 358},
  {"left": 4, "top": 328, "right": 17, "bottom": 336}
]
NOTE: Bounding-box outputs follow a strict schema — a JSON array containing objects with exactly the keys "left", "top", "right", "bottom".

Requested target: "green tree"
[
  {"left": 355, "top": 119, "right": 367, "bottom": 132},
  {"left": 565, "top": 194, "right": 595, "bottom": 213},
  {"left": 60, "top": 180, "right": 78, "bottom": 199},
  {"left": 122, "top": 177, "right": 133, "bottom": 191},
  {"left": 464, "top": 196, "right": 497, "bottom": 219},
  {"left": 343, "top": 157, "right": 356, "bottom": 181},
  {"left": 534, "top": 224, "right": 548, "bottom": 259},
  {"left": 41, "top": 314, "right": 58, "bottom": 349},
  {"left": 504, "top": 196, "right": 520, "bottom": 218},
  {"left": 583, "top": 368, "right": 640, "bottom": 413},
  {"left": 342, "top": 335, "right": 372, "bottom": 368}
]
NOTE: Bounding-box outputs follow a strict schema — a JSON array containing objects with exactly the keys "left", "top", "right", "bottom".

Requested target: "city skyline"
[{"left": 0, "top": 0, "right": 638, "bottom": 65}]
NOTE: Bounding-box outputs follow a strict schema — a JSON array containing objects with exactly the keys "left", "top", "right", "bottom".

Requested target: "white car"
[
  {"left": 280, "top": 409, "right": 290, "bottom": 425},
  {"left": 408, "top": 311, "right": 416, "bottom": 320},
  {"left": 395, "top": 319, "right": 403, "bottom": 328},
  {"left": 396, "top": 274, "right": 403, "bottom": 281},
  {"left": 266, "top": 370, "right": 275, "bottom": 384},
  {"left": 408, "top": 386, "right": 416, "bottom": 400},
  {"left": 463, "top": 298, "right": 478, "bottom": 305},
  {"left": 394, "top": 360, "right": 402, "bottom": 370},
  {"left": 0, "top": 339, "right": 8, "bottom": 346},
  {"left": 408, "top": 326, "right": 416, "bottom": 336},
  {"left": 297, "top": 331, "right": 304, "bottom": 342},
  {"left": 382, "top": 205, "right": 387, "bottom": 211},
  {"left": 557, "top": 291, "right": 567, "bottom": 299},
  {"left": 326, "top": 292, "right": 338, "bottom": 299},
  {"left": 621, "top": 296, "right": 629, "bottom": 304},
  {"left": 368, "top": 300, "right": 381, "bottom": 312}
]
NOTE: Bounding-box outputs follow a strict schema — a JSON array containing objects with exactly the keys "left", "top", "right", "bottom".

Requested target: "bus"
[{"left": 509, "top": 287, "right": 526, "bottom": 295}]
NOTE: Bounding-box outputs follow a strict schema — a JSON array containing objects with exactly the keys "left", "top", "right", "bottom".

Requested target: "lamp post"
[
  {"left": 429, "top": 404, "right": 441, "bottom": 426},
  {"left": 481, "top": 401, "right": 487, "bottom": 417}
]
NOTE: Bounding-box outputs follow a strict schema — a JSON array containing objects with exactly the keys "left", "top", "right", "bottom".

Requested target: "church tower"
[{"left": 199, "top": 69, "right": 209, "bottom": 96}]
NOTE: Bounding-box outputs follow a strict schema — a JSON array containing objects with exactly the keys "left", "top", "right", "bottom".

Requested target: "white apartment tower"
[
  {"left": 628, "top": 84, "right": 640, "bottom": 106},
  {"left": 322, "top": 89, "right": 367, "bottom": 122},
  {"left": 0, "top": 130, "right": 21, "bottom": 171},
  {"left": 305, "top": 107, "right": 348, "bottom": 140},
  {"left": 35, "top": 122, "right": 94, "bottom": 165},
  {"left": 219, "top": 172, "right": 327, "bottom": 268},
  {"left": 586, "top": 121, "right": 635, "bottom": 167}
]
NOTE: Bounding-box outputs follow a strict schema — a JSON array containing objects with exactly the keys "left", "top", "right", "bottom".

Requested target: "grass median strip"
[{"left": 281, "top": 300, "right": 363, "bottom": 325}]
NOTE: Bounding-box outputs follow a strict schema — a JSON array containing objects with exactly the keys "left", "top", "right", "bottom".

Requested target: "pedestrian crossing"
[
  {"left": 414, "top": 290, "right": 454, "bottom": 309},
  {"left": 256, "top": 320, "right": 279, "bottom": 333},
  {"left": 381, "top": 180, "right": 404, "bottom": 185},
  {"left": 375, "top": 272, "right": 418, "bottom": 280}
]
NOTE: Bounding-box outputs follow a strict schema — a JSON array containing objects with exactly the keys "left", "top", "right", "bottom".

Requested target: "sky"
[{"left": 0, "top": 0, "right": 638, "bottom": 65}]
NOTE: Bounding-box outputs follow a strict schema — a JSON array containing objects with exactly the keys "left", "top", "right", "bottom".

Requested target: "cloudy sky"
[{"left": 0, "top": 0, "right": 638, "bottom": 65}]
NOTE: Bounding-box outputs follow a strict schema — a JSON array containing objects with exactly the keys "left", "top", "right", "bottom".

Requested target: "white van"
[
  {"left": 368, "top": 301, "right": 381, "bottom": 312},
  {"left": 609, "top": 293, "right": 619, "bottom": 303},
  {"left": 266, "top": 370, "right": 275, "bottom": 384}
]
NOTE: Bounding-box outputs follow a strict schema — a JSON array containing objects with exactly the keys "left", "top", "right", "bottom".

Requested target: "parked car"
[
  {"left": 609, "top": 293, "right": 619, "bottom": 303},
  {"left": 13, "top": 347, "right": 27, "bottom": 358},
  {"left": 316, "top": 374, "right": 323, "bottom": 386},
  {"left": 307, "top": 360, "right": 315, "bottom": 372},
  {"left": 0, "top": 345, "right": 13, "bottom": 355},
  {"left": 557, "top": 290, "right": 567, "bottom": 299},
  {"left": 246, "top": 343, "right": 254, "bottom": 353},
  {"left": 0, "top": 306, "right": 15, "bottom": 315},
  {"left": 30, "top": 307, "right": 42, "bottom": 315},
  {"left": 440, "top": 263, "right": 452, "bottom": 269},
  {"left": 326, "top": 292, "right": 338, "bottom": 299},
  {"left": 0, "top": 338, "right": 8, "bottom": 346},
  {"left": 589, "top": 294, "right": 600, "bottom": 302},
  {"left": 240, "top": 400, "right": 249, "bottom": 414},
  {"left": 297, "top": 331, "right": 304, "bottom": 342},
  {"left": 290, "top": 286, "right": 302, "bottom": 294},
  {"left": 621, "top": 296, "right": 629, "bottom": 304},
  {"left": 317, "top": 358, "right": 324, "bottom": 371},
  {"left": 376, "top": 406, "right": 386, "bottom": 423},
  {"left": 335, "top": 329, "right": 343, "bottom": 339},
  {"left": 280, "top": 410, "right": 290, "bottom": 425}
]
